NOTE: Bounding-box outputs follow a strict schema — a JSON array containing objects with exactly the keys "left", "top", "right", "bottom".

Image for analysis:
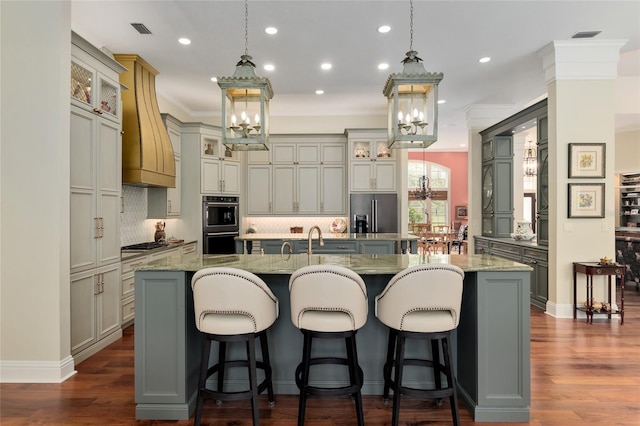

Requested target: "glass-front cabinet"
[
  {"left": 482, "top": 164, "right": 494, "bottom": 235},
  {"left": 536, "top": 114, "right": 549, "bottom": 246},
  {"left": 481, "top": 136, "right": 513, "bottom": 237},
  {"left": 71, "top": 58, "right": 120, "bottom": 122}
]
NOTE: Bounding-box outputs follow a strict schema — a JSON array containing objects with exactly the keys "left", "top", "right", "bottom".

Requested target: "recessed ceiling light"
[
  {"left": 178, "top": 38, "right": 191, "bottom": 45},
  {"left": 460, "top": 143, "right": 466, "bottom": 147},
  {"left": 479, "top": 57, "right": 491, "bottom": 63},
  {"left": 265, "top": 27, "right": 278, "bottom": 35},
  {"left": 321, "top": 63, "right": 332, "bottom": 70},
  {"left": 315, "top": 90, "right": 324, "bottom": 95},
  {"left": 263, "top": 64, "right": 275, "bottom": 71},
  {"left": 378, "top": 63, "right": 389, "bottom": 70},
  {"left": 437, "top": 99, "right": 446, "bottom": 104},
  {"left": 378, "top": 25, "right": 391, "bottom": 33},
  {"left": 210, "top": 77, "right": 217, "bottom": 83}
]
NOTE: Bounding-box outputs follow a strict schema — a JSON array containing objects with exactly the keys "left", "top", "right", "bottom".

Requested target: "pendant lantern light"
[
  {"left": 217, "top": 0, "right": 273, "bottom": 151},
  {"left": 383, "top": 0, "right": 443, "bottom": 149}
]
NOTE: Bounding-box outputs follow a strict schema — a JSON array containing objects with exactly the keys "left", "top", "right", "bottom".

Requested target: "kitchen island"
[
  {"left": 134, "top": 253, "right": 531, "bottom": 422},
  {"left": 236, "top": 232, "right": 419, "bottom": 254}
]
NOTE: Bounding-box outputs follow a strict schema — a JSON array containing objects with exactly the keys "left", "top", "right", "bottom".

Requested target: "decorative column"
[{"left": 538, "top": 39, "right": 626, "bottom": 317}]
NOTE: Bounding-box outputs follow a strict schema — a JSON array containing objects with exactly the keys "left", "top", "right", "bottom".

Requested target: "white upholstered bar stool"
[
  {"left": 375, "top": 264, "right": 464, "bottom": 426},
  {"left": 191, "top": 267, "right": 279, "bottom": 426},
  {"left": 289, "top": 265, "right": 368, "bottom": 426}
]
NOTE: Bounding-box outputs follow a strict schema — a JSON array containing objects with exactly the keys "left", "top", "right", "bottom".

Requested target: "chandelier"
[
  {"left": 409, "top": 149, "right": 434, "bottom": 200},
  {"left": 523, "top": 141, "right": 537, "bottom": 177},
  {"left": 383, "top": 0, "right": 443, "bottom": 149},
  {"left": 217, "top": 0, "right": 273, "bottom": 151},
  {"left": 410, "top": 175, "right": 434, "bottom": 200}
]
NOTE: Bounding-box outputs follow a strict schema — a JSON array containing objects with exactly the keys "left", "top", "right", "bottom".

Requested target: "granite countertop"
[
  {"left": 236, "top": 232, "right": 418, "bottom": 241},
  {"left": 121, "top": 240, "right": 197, "bottom": 261},
  {"left": 136, "top": 253, "right": 531, "bottom": 274},
  {"left": 475, "top": 235, "right": 545, "bottom": 249}
]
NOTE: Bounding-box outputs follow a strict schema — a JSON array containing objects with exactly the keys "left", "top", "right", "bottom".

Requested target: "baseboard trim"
[
  {"left": 0, "top": 355, "right": 76, "bottom": 383},
  {"left": 72, "top": 330, "right": 123, "bottom": 365}
]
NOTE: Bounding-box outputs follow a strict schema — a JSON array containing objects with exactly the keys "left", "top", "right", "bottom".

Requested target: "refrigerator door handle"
[{"left": 372, "top": 199, "right": 378, "bottom": 233}]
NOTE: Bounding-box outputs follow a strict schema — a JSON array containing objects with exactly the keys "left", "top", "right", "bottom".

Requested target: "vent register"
[{"left": 113, "top": 54, "right": 176, "bottom": 188}]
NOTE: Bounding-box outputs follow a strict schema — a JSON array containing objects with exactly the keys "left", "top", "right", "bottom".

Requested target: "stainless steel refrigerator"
[{"left": 350, "top": 193, "right": 398, "bottom": 233}]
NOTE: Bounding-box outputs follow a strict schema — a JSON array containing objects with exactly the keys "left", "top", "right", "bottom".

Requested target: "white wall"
[
  {"left": 1, "top": 2, "right": 74, "bottom": 381},
  {"left": 615, "top": 130, "right": 640, "bottom": 173}
]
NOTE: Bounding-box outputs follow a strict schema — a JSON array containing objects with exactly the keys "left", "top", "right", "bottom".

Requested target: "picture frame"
[
  {"left": 568, "top": 183, "right": 605, "bottom": 218},
  {"left": 455, "top": 205, "right": 468, "bottom": 219},
  {"left": 568, "top": 143, "right": 605, "bottom": 178}
]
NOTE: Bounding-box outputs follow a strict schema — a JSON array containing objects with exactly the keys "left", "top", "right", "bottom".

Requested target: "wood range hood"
[{"left": 114, "top": 54, "right": 175, "bottom": 188}]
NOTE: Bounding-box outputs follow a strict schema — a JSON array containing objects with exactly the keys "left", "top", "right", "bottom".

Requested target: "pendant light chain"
[
  {"left": 244, "top": 0, "right": 249, "bottom": 56},
  {"left": 409, "top": 0, "right": 414, "bottom": 52}
]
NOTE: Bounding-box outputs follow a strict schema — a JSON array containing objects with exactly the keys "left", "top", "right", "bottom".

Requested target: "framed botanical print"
[
  {"left": 568, "top": 183, "right": 605, "bottom": 218},
  {"left": 568, "top": 143, "right": 605, "bottom": 178}
]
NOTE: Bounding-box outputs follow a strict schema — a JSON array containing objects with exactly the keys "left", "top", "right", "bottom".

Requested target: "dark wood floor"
[{"left": 2, "top": 285, "right": 639, "bottom": 425}]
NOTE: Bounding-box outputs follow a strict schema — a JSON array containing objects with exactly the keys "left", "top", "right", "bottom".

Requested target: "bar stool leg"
[
  {"left": 217, "top": 341, "right": 226, "bottom": 395},
  {"left": 382, "top": 329, "right": 396, "bottom": 401},
  {"left": 346, "top": 335, "right": 364, "bottom": 426},
  {"left": 297, "top": 332, "right": 313, "bottom": 426},
  {"left": 442, "top": 334, "right": 460, "bottom": 426},
  {"left": 194, "top": 335, "right": 212, "bottom": 426},
  {"left": 391, "top": 334, "right": 406, "bottom": 426},
  {"left": 246, "top": 337, "right": 260, "bottom": 426},
  {"left": 431, "top": 339, "right": 442, "bottom": 390},
  {"left": 259, "top": 332, "right": 275, "bottom": 405}
]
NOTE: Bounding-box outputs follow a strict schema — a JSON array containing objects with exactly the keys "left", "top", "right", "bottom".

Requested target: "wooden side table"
[{"left": 573, "top": 262, "right": 625, "bottom": 324}]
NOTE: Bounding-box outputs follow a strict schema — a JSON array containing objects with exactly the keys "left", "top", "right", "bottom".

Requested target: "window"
[{"left": 408, "top": 160, "right": 450, "bottom": 227}]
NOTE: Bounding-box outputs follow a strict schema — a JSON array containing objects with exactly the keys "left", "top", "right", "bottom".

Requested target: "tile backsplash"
[
  {"left": 244, "top": 216, "right": 349, "bottom": 234},
  {"left": 121, "top": 185, "right": 150, "bottom": 246}
]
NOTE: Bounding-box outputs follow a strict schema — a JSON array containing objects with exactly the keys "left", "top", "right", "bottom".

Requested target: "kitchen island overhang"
[{"left": 134, "top": 253, "right": 531, "bottom": 422}]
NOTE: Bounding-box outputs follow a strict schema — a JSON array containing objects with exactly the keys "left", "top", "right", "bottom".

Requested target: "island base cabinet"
[
  {"left": 134, "top": 267, "right": 530, "bottom": 422},
  {"left": 71, "top": 263, "right": 122, "bottom": 363},
  {"left": 135, "top": 272, "right": 200, "bottom": 420},
  {"left": 456, "top": 271, "right": 531, "bottom": 422}
]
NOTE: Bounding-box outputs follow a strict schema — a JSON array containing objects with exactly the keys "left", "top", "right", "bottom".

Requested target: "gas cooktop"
[{"left": 121, "top": 241, "right": 168, "bottom": 251}]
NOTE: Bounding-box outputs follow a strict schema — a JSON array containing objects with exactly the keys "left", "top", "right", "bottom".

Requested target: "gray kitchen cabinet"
[
  {"left": 321, "top": 165, "right": 346, "bottom": 214},
  {"left": 246, "top": 135, "right": 346, "bottom": 216},
  {"left": 186, "top": 124, "right": 240, "bottom": 195},
  {"left": 247, "top": 165, "right": 272, "bottom": 214},
  {"left": 293, "top": 240, "right": 359, "bottom": 254},
  {"left": 535, "top": 114, "right": 549, "bottom": 246},
  {"left": 481, "top": 136, "right": 513, "bottom": 237},
  {"left": 261, "top": 240, "right": 294, "bottom": 254},
  {"left": 348, "top": 133, "right": 396, "bottom": 192},
  {"left": 148, "top": 115, "right": 182, "bottom": 218},
  {"left": 522, "top": 247, "right": 548, "bottom": 310},
  {"left": 120, "top": 245, "right": 190, "bottom": 328},
  {"left": 359, "top": 240, "right": 396, "bottom": 254},
  {"left": 121, "top": 255, "right": 148, "bottom": 327},
  {"left": 474, "top": 236, "right": 548, "bottom": 309},
  {"left": 70, "top": 32, "right": 124, "bottom": 363},
  {"left": 272, "top": 164, "right": 320, "bottom": 214},
  {"left": 71, "top": 263, "right": 121, "bottom": 362}
]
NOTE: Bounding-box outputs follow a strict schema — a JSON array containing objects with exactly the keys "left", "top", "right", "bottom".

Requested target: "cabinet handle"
[
  {"left": 95, "top": 275, "right": 100, "bottom": 295},
  {"left": 99, "top": 217, "right": 105, "bottom": 238},
  {"left": 168, "top": 200, "right": 172, "bottom": 213},
  {"left": 219, "top": 180, "right": 223, "bottom": 191},
  {"left": 94, "top": 218, "right": 100, "bottom": 238},
  {"left": 530, "top": 260, "right": 538, "bottom": 264},
  {"left": 92, "top": 108, "right": 103, "bottom": 115},
  {"left": 269, "top": 202, "right": 272, "bottom": 213},
  {"left": 320, "top": 202, "right": 324, "bottom": 212}
]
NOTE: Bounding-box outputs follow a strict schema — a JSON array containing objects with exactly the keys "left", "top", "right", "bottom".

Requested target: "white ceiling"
[{"left": 71, "top": 0, "right": 640, "bottom": 151}]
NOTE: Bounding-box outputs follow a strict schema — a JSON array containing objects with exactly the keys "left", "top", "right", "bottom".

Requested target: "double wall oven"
[{"left": 202, "top": 195, "right": 239, "bottom": 254}]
